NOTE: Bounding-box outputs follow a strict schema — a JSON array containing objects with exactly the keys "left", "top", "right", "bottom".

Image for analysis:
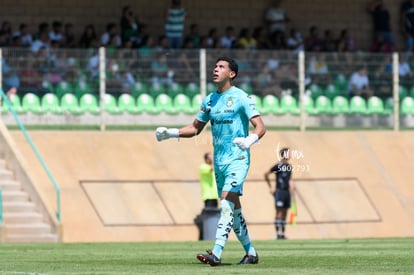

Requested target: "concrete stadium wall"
[
  {"left": 0, "top": 0, "right": 405, "bottom": 51},
  {"left": 10, "top": 130, "right": 414, "bottom": 242}
]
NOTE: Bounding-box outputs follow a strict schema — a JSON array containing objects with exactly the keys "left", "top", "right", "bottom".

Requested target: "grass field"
[{"left": 0, "top": 238, "right": 413, "bottom": 274}]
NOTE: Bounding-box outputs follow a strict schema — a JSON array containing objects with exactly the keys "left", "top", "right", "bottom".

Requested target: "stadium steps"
[{"left": 0, "top": 158, "right": 58, "bottom": 243}]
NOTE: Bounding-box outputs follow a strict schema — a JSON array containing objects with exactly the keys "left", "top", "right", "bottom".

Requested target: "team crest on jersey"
[{"left": 226, "top": 97, "right": 233, "bottom": 107}]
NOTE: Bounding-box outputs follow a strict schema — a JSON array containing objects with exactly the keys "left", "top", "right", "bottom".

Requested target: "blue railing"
[{"left": 0, "top": 89, "right": 61, "bottom": 222}]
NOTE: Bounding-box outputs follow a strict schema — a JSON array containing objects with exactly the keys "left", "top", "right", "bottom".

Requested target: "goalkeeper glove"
[
  {"left": 155, "top": 127, "right": 179, "bottom": 142},
  {"left": 233, "top": 134, "right": 259, "bottom": 151}
]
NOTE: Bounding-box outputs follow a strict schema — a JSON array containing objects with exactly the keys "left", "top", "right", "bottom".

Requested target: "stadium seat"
[
  {"left": 41, "top": 80, "right": 55, "bottom": 94},
  {"left": 261, "top": 94, "right": 282, "bottom": 115},
  {"left": 400, "top": 97, "right": 414, "bottom": 115},
  {"left": 60, "top": 93, "right": 83, "bottom": 114},
  {"left": 349, "top": 96, "right": 369, "bottom": 115},
  {"left": 367, "top": 96, "right": 389, "bottom": 115},
  {"left": 79, "top": 94, "right": 100, "bottom": 114},
  {"left": 191, "top": 94, "right": 202, "bottom": 113},
  {"left": 314, "top": 95, "right": 332, "bottom": 115},
  {"left": 74, "top": 79, "right": 93, "bottom": 98},
  {"left": 185, "top": 82, "right": 200, "bottom": 98},
  {"left": 331, "top": 96, "right": 350, "bottom": 115},
  {"left": 173, "top": 93, "right": 193, "bottom": 114},
  {"left": 131, "top": 82, "right": 148, "bottom": 98},
  {"left": 334, "top": 74, "right": 348, "bottom": 94},
  {"left": 22, "top": 93, "right": 44, "bottom": 114},
  {"left": 103, "top": 94, "right": 122, "bottom": 114},
  {"left": 303, "top": 96, "right": 318, "bottom": 115},
  {"left": 56, "top": 81, "right": 74, "bottom": 99},
  {"left": 5, "top": 94, "right": 25, "bottom": 114},
  {"left": 324, "top": 84, "right": 340, "bottom": 100},
  {"left": 154, "top": 93, "right": 177, "bottom": 115},
  {"left": 399, "top": 85, "right": 408, "bottom": 99},
  {"left": 118, "top": 93, "right": 140, "bottom": 114},
  {"left": 308, "top": 84, "right": 323, "bottom": 99},
  {"left": 280, "top": 95, "right": 300, "bottom": 115},
  {"left": 41, "top": 93, "right": 63, "bottom": 114},
  {"left": 148, "top": 82, "right": 165, "bottom": 98},
  {"left": 167, "top": 82, "right": 184, "bottom": 99},
  {"left": 136, "top": 93, "right": 159, "bottom": 115}
]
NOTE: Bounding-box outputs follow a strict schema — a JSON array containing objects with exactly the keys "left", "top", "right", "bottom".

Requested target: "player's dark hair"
[
  {"left": 216, "top": 56, "right": 238, "bottom": 80},
  {"left": 279, "top": 147, "right": 290, "bottom": 160}
]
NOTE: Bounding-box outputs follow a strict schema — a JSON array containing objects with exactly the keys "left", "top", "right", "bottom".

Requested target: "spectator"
[
  {"left": 49, "top": 21, "right": 64, "bottom": 46},
  {"left": 348, "top": 66, "right": 373, "bottom": 99},
  {"left": 12, "top": 23, "right": 33, "bottom": 47},
  {"left": 337, "top": 29, "right": 356, "bottom": 52},
  {"left": 0, "top": 20, "right": 12, "bottom": 46},
  {"left": 79, "top": 24, "right": 98, "bottom": 49},
  {"left": 120, "top": 5, "right": 141, "bottom": 47},
  {"left": 253, "top": 26, "right": 272, "bottom": 49},
  {"left": 164, "top": 0, "right": 188, "bottom": 49},
  {"left": 35, "top": 22, "right": 49, "bottom": 40},
  {"left": 304, "top": 25, "right": 322, "bottom": 51},
  {"left": 219, "top": 25, "right": 236, "bottom": 49},
  {"left": 367, "top": 0, "right": 394, "bottom": 48},
  {"left": 400, "top": 0, "right": 414, "bottom": 53},
  {"left": 206, "top": 27, "right": 219, "bottom": 48},
  {"left": 185, "top": 23, "right": 201, "bottom": 48},
  {"left": 235, "top": 28, "right": 257, "bottom": 50},
  {"left": 31, "top": 30, "right": 50, "bottom": 53},
  {"left": 370, "top": 33, "right": 392, "bottom": 52},
  {"left": 286, "top": 28, "right": 304, "bottom": 53},
  {"left": 263, "top": 0, "right": 289, "bottom": 39},
  {"left": 1, "top": 56, "right": 20, "bottom": 92},
  {"left": 321, "top": 29, "right": 337, "bottom": 52},
  {"left": 63, "top": 22, "right": 76, "bottom": 48},
  {"left": 100, "top": 23, "right": 121, "bottom": 47}
]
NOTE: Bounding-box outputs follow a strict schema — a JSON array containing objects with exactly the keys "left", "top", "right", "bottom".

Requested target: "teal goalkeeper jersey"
[{"left": 196, "top": 86, "right": 260, "bottom": 165}]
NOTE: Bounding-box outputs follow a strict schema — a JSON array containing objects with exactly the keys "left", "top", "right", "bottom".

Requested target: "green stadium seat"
[
  {"left": 148, "top": 82, "right": 165, "bottom": 98},
  {"left": 41, "top": 80, "right": 55, "bottom": 94},
  {"left": 22, "top": 93, "right": 44, "bottom": 114},
  {"left": 118, "top": 93, "right": 140, "bottom": 114},
  {"left": 280, "top": 95, "right": 300, "bottom": 115},
  {"left": 314, "top": 95, "right": 332, "bottom": 115},
  {"left": 308, "top": 84, "right": 323, "bottom": 99},
  {"left": 103, "top": 94, "right": 122, "bottom": 114},
  {"left": 131, "top": 82, "right": 148, "bottom": 98},
  {"left": 56, "top": 81, "right": 74, "bottom": 99},
  {"left": 41, "top": 93, "right": 63, "bottom": 114},
  {"left": 349, "top": 96, "right": 369, "bottom": 115},
  {"left": 367, "top": 96, "right": 389, "bottom": 115},
  {"left": 79, "top": 94, "right": 100, "bottom": 114},
  {"left": 331, "top": 96, "right": 350, "bottom": 115},
  {"left": 191, "top": 94, "right": 202, "bottom": 113},
  {"left": 136, "top": 93, "right": 159, "bottom": 115},
  {"left": 261, "top": 95, "right": 283, "bottom": 115},
  {"left": 74, "top": 80, "right": 93, "bottom": 98},
  {"left": 409, "top": 86, "right": 414, "bottom": 98},
  {"left": 334, "top": 73, "right": 348, "bottom": 93},
  {"left": 185, "top": 82, "right": 200, "bottom": 98},
  {"left": 324, "top": 84, "right": 340, "bottom": 100},
  {"left": 173, "top": 93, "right": 193, "bottom": 114},
  {"left": 7, "top": 94, "right": 25, "bottom": 114},
  {"left": 303, "top": 96, "right": 319, "bottom": 115},
  {"left": 154, "top": 93, "right": 177, "bottom": 115},
  {"left": 167, "top": 82, "right": 184, "bottom": 99},
  {"left": 384, "top": 97, "right": 394, "bottom": 114},
  {"left": 60, "top": 93, "right": 83, "bottom": 114},
  {"left": 399, "top": 85, "right": 408, "bottom": 99},
  {"left": 400, "top": 97, "right": 414, "bottom": 115}
]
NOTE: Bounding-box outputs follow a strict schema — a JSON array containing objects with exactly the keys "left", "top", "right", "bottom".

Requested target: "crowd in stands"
[{"left": 1, "top": 0, "right": 414, "bottom": 105}]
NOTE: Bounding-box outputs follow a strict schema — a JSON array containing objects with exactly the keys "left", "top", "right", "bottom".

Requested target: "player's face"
[{"left": 212, "top": 60, "right": 235, "bottom": 84}]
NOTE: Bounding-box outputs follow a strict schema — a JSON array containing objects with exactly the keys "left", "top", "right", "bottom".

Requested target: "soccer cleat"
[
  {"left": 196, "top": 249, "right": 221, "bottom": 266},
  {"left": 237, "top": 253, "right": 259, "bottom": 265}
]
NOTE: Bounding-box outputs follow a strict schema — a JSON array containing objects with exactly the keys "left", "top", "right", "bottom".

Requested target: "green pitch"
[{"left": 0, "top": 238, "right": 413, "bottom": 274}]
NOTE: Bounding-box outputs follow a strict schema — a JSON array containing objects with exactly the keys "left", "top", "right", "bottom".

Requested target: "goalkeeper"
[{"left": 156, "top": 56, "right": 266, "bottom": 266}]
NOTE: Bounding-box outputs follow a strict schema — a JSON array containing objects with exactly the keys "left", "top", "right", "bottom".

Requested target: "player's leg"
[
  {"left": 279, "top": 190, "right": 291, "bottom": 239},
  {"left": 275, "top": 190, "right": 283, "bottom": 239}
]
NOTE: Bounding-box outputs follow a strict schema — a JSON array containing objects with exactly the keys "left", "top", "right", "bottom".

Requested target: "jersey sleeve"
[
  {"left": 243, "top": 94, "right": 260, "bottom": 119},
  {"left": 196, "top": 96, "right": 210, "bottom": 123}
]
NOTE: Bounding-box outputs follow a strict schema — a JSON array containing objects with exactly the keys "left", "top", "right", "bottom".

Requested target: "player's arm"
[
  {"left": 264, "top": 169, "right": 275, "bottom": 195},
  {"left": 233, "top": 115, "right": 266, "bottom": 150},
  {"left": 250, "top": 115, "right": 266, "bottom": 139},
  {"left": 155, "top": 119, "right": 206, "bottom": 141}
]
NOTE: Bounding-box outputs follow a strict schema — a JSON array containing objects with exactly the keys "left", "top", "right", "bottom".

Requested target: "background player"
[
  {"left": 264, "top": 147, "right": 295, "bottom": 240},
  {"left": 155, "top": 56, "right": 266, "bottom": 266}
]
